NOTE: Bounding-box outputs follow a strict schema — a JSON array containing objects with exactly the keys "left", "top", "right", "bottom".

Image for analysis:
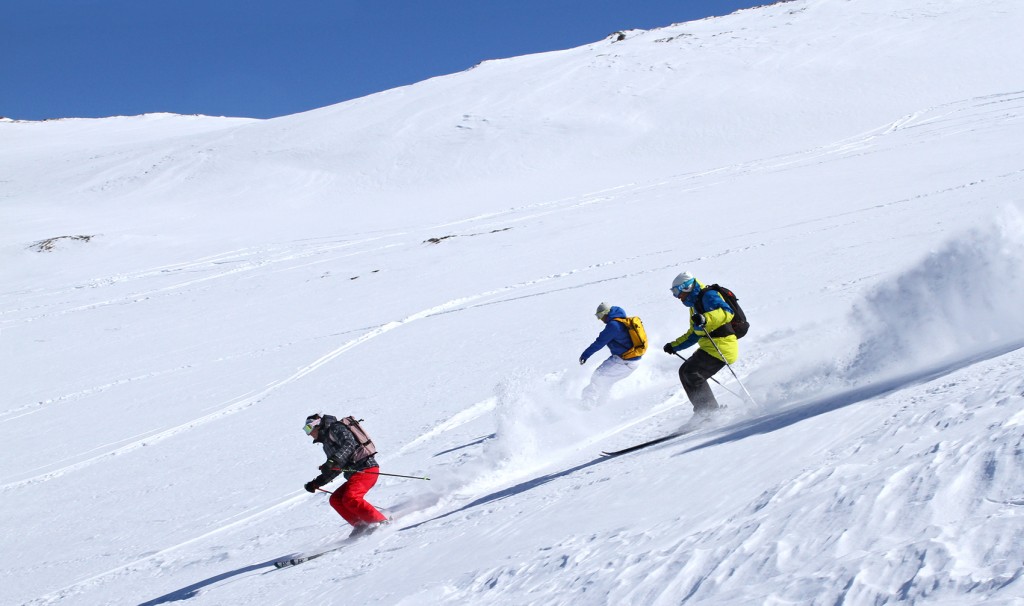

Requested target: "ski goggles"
[
  {"left": 302, "top": 418, "right": 321, "bottom": 435},
  {"left": 671, "top": 280, "right": 695, "bottom": 297}
]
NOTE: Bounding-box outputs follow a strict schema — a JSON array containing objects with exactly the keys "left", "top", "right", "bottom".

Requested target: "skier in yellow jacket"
[{"left": 663, "top": 271, "right": 738, "bottom": 414}]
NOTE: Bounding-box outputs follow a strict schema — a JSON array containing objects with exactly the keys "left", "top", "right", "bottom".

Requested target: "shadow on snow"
[
  {"left": 401, "top": 457, "right": 610, "bottom": 530},
  {"left": 138, "top": 558, "right": 281, "bottom": 605},
  {"left": 433, "top": 433, "right": 495, "bottom": 457}
]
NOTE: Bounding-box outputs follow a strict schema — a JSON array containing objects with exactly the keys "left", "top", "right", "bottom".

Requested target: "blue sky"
[{"left": 2, "top": 1, "right": 766, "bottom": 121}]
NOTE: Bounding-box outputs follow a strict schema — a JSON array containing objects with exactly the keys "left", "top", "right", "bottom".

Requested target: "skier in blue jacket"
[{"left": 579, "top": 303, "right": 643, "bottom": 406}]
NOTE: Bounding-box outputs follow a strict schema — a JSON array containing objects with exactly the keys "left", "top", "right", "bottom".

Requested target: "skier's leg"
[
  {"left": 582, "top": 356, "right": 637, "bottom": 406},
  {"left": 332, "top": 468, "right": 388, "bottom": 525},
  {"left": 329, "top": 485, "right": 361, "bottom": 526},
  {"left": 679, "top": 350, "right": 726, "bottom": 412},
  {"left": 582, "top": 357, "right": 615, "bottom": 406}
]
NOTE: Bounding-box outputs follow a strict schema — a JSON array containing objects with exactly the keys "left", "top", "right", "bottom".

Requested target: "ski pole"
[
  {"left": 695, "top": 327, "right": 758, "bottom": 407},
  {"left": 333, "top": 467, "right": 431, "bottom": 481},
  {"left": 673, "top": 352, "right": 744, "bottom": 402},
  {"left": 317, "top": 487, "right": 334, "bottom": 495}
]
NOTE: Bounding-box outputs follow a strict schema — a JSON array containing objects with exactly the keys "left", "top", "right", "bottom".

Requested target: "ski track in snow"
[
  {"left": 0, "top": 238, "right": 400, "bottom": 324},
  {"left": 0, "top": 364, "right": 194, "bottom": 423},
  {"left": 393, "top": 397, "right": 499, "bottom": 457}
]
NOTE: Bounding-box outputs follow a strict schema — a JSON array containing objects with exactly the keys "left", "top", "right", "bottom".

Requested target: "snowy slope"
[{"left": 2, "top": 0, "right": 1024, "bottom": 604}]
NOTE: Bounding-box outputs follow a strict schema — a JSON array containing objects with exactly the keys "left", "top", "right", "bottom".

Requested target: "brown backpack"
[{"left": 340, "top": 416, "right": 377, "bottom": 462}]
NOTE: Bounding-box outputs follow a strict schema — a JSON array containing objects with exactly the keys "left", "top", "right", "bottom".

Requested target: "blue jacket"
[{"left": 581, "top": 306, "right": 641, "bottom": 362}]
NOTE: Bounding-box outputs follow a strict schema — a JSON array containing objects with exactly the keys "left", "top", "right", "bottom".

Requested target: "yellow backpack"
[{"left": 613, "top": 316, "right": 648, "bottom": 359}]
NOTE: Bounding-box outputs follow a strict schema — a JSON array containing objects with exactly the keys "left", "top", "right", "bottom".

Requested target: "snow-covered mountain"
[{"left": 2, "top": 0, "right": 1023, "bottom": 604}]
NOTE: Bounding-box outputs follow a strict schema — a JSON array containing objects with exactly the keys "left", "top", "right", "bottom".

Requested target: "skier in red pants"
[{"left": 302, "top": 414, "right": 388, "bottom": 538}]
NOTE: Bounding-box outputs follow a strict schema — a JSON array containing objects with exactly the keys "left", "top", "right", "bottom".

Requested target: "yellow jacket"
[{"left": 670, "top": 285, "right": 739, "bottom": 364}]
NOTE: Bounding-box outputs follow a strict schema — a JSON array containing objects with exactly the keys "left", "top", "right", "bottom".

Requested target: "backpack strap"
[{"left": 695, "top": 286, "right": 736, "bottom": 339}]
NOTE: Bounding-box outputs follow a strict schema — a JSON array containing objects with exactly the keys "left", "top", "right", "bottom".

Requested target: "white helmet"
[
  {"left": 670, "top": 271, "right": 696, "bottom": 296},
  {"left": 595, "top": 302, "right": 612, "bottom": 320}
]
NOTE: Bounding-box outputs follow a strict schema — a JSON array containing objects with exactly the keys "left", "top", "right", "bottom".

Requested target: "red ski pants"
[{"left": 329, "top": 467, "right": 388, "bottom": 526}]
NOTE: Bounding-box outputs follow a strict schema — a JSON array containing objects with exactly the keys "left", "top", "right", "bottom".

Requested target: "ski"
[
  {"left": 274, "top": 520, "right": 393, "bottom": 569},
  {"left": 600, "top": 430, "right": 692, "bottom": 457},
  {"left": 274, "top": 536, "right": 362, "bottom": 569},
  {"left": 274, "top": 546, "right": 342, "bottom": 569}
]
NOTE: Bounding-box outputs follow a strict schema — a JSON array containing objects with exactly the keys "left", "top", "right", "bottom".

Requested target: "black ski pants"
[{"left": 679, "top": 349, "right": 726, "bottom": 413}]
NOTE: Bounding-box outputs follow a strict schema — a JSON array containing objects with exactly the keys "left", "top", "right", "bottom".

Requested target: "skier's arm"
[
  {"left": 671, "top": 309, "right": 733, "bottom": 352},
  {"left": 310, "top": 425, "right": 357, "bottom": 485},
  {"left": 700, "top": 307, "right": 734, "bottom": 334},
  {"left": 699, "top": 290, "right": 735, "bottom": 335},
  {"left": 311, "top": 457, "right": 342, "bottom": 486},
  {"left": 670, "top": 328, "right": 698, "bottom": 351},
  {"left": 580, "top": 323, "right": 616, "bottom": 362}
]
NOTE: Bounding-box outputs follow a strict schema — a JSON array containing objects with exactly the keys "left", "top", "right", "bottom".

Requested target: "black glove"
[
  {"left": 692, "top": 313, "right": 706, "bottom": 328},
  {"left": 304, "top": 481, "right": 319, "bottom": 493},
  {"left": 663, "top": 343, "right": 675, "bottom": 354},
  {"left": 579, "top": 356, "right": 587, "bottom": 365}
]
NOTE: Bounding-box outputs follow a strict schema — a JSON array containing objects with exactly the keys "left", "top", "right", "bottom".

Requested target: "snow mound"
[
  {"left": 849, "top": 205, "right": 1024, "bottom": 377},
  {"left": 757, "top": 207, "right": 1024, "bottom": 404}
]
